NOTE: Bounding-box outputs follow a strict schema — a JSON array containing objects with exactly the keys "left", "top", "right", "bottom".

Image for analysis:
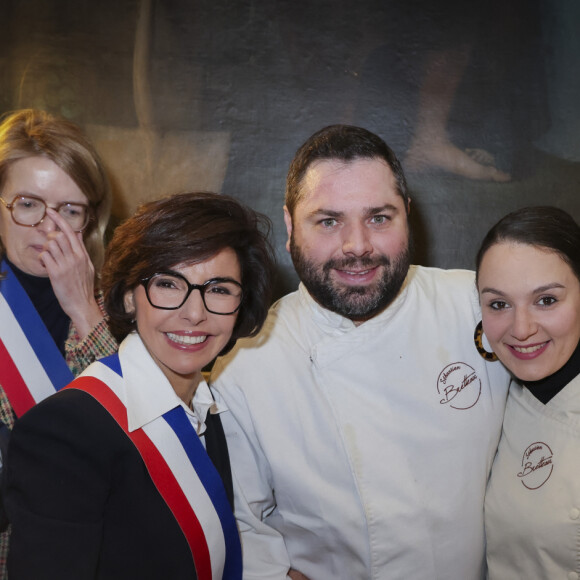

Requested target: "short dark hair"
[
  {"left": 476, "top": 206, "right": 580, "bottom": 286},
  {"left": 102, "top": 191, "right": 276, "bottom": 352},
  {"left": 285, "top": 124, "right": 409, "bottom": 216}
]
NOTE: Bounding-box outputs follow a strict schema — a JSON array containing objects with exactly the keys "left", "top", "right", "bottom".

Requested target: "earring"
[{"left": 474, "top": 321, "right": 498, "bottom": 362}]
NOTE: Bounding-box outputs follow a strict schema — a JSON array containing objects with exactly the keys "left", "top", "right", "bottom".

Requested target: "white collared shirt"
[{"left": 115, "top": 333, "right": 225, "bottom": 438}]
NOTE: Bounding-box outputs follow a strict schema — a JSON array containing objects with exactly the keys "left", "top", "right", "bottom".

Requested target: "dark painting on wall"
[{"left": 1, "top": 0, "right": 579, "bottom": 295}]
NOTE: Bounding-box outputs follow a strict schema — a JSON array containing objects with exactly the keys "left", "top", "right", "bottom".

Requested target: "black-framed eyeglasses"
[
  {"left": 141, "top": 272, "right": 243, "bottom": 315},
  {"left": 0, "top": 194, "right": 91, "bottom": 232}
]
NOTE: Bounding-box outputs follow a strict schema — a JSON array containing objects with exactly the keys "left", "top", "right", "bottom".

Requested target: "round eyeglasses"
[
  {"left": 141, "top": 272, "right": 243, "bottom": 315},
  {"left": 0, "top": 194, "right": 91, "bottom": 232}
]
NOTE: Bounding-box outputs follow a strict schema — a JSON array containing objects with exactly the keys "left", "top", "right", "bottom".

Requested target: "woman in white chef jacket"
[{"left": 474, "top": 206, "right": 580, "bottom": 580}]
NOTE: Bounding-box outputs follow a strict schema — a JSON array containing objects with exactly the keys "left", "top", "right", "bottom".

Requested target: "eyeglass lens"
[
  {"left": 5, "top": 195, "right": 89, "bottom": 231},
  {"left": 146, "top": 274, "right": 242, "bottom": 314}
]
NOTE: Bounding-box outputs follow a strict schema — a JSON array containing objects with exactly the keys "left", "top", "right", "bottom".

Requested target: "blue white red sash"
[
  {"left": 67, "top": 355, "right": 242, "bottom": 580},
  {"left": 0, "top": 259, "right": 73, "bottom": 417}
]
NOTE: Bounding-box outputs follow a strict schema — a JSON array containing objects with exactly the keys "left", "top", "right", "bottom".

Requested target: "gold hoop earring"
[{"left": 474, "top": 321, "right": 498, "bottom": 362}]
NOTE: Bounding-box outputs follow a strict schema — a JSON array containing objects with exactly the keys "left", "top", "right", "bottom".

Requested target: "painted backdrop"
[{"left": 1, "top": 0, "right": 579, "bottom": 295}]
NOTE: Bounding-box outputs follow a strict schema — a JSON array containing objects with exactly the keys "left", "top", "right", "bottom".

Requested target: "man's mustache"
[{"left": 323, "top": 255, "right": 391, "bottom": 272}]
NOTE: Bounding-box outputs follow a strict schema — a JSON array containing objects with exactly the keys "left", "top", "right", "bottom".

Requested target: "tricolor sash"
[
  {"left": 67, "top": 355, "right": 242, "bottom": 580},
  {"left": 0, "top": 259, "right": 73, "bottom": 417}
]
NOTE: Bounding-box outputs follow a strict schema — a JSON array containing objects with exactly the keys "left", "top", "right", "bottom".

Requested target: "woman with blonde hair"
[{"left": 0, "top": 109, "right": 117, "bottom": 575}]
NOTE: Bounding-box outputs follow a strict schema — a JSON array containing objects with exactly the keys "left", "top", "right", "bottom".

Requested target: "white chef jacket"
[
  {"left": 485, "top": 375, "right": 580, "bottom": 580},
  {"left": 211, "top": 266, "right": 510, "bottom": 580}
]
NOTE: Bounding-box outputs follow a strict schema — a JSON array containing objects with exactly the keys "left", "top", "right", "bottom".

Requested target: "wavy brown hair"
[{"left": 102, "top": 191, "right": 276, "bottom": 353}]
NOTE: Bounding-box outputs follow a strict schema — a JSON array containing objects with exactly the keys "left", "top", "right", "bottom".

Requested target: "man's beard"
[{"left": 290, "top": 236, "right": 411, "bottom": 321}]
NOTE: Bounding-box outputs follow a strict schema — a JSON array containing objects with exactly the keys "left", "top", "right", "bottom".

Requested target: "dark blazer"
[{"left": 5, "top": 388, "right": 234, "bottom": 580}]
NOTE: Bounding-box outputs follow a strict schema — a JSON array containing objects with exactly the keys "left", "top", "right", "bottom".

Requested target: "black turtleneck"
[
  {"left": 523, "top": 339, "right": 580, "bottom": 404},
  {"left": 6, "top": 258, "right": 70, "bottom": 356}
]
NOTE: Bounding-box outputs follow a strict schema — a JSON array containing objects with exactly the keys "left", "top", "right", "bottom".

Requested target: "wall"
[{"left": 2, "top": 0, "right": 579, "bottom": 296}]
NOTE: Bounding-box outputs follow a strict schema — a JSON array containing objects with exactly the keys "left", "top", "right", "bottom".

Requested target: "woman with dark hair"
[
  {"left": 5, "top": 191, "right": 276, "bottom": 579},
  {"left": 0, "top": 109, "right": 116, "bottom": 577},
  {"left": 474, "top": 206, "right": 580, "bottom": 578}
]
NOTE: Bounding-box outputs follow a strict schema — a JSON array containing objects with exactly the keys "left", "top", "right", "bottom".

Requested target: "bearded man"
[{"left": 211, "top": 125, "right": 510, "bottom": 580}]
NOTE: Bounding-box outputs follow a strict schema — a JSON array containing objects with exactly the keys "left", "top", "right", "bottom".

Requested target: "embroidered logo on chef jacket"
[
  {"left": 437, "top": 362, "right": 481, "bottom": 410},
  {"left": 517, "top": 441, "right": 553, "bottom": 490}
]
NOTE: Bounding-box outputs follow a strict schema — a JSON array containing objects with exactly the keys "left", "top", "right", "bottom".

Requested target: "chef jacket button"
[
  {"left": 570, "top": 508, "right": 580, "bottom": 520},
  {"left": 568, "top": 572, "right": 579, "bottom": 580}
]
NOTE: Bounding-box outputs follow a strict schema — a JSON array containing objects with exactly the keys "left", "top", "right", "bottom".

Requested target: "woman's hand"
[{"left": 39, "top": 208, "right": 103, "bottom": 338}]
